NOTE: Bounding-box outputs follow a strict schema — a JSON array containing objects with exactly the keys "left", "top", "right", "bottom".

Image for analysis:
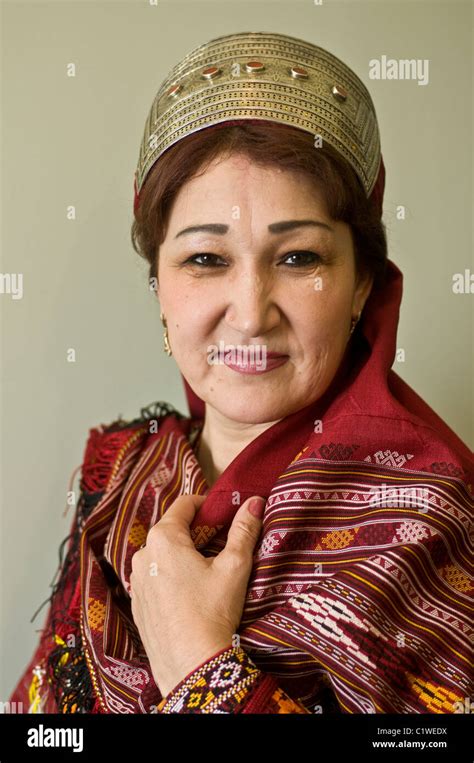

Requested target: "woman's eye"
[
  {"left": 184, "top": 253, "right": 226, "bottom": 267},
  {"left": 280, "top": 251, "right": 322, "bottom": 267},
  {"left": 183, "top": 250, "right": 322, "bottom": 268}
]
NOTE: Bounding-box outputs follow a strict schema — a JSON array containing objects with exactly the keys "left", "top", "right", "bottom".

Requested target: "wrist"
[{"left": 155, "top": 637, "right": 234, "bottom": 697}]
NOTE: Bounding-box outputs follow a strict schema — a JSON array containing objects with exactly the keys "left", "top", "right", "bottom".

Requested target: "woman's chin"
[{"left": 203, "top": 392, "right": 302, "bottom": 425}]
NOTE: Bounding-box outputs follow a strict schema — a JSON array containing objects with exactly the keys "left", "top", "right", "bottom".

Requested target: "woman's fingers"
[
  {"left": 161, "top": 493, "right": 207, "bottom": 527},
  {"left": 219, "top": 496, "right": 265, "bottom": 563}
]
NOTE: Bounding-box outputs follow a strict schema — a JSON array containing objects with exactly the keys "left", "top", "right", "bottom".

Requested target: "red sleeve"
[{"left": 154, "top": 644, "right": 310, "bottom": 714}]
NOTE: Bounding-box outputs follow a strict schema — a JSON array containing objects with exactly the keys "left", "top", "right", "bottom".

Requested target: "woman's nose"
[{"left": 224, "top": 270, "right": 281, "bottom": 339}]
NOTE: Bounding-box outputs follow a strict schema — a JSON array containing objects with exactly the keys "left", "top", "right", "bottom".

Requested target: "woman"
[{"left": 9, "top": 31, "right": 472, "bottom": 714}]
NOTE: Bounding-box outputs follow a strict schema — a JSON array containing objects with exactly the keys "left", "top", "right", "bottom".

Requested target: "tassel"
[{"left": 28, "top": 664, "right": 47, "bottom": 713}]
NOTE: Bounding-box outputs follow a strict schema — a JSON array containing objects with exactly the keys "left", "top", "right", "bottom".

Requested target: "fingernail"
[{"left": 248, "top": 497, "right": 266, "bottom": 518}]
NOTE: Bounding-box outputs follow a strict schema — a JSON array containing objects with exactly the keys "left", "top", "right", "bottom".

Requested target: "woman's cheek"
[
  {"left": 178, "top": 330, "right": 217, "bottom": 386},
  {"left": 304, "top": 323, "right": 344, "bottom": 378}
]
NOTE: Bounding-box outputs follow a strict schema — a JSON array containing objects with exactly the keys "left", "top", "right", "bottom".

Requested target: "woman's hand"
[{"left": 129, "top": 493, "right": 266, "bottom": 697}]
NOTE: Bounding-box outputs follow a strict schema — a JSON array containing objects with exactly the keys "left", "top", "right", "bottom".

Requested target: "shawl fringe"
[{"left": 30, "top": 401, "right": 185, "bottom": 713}]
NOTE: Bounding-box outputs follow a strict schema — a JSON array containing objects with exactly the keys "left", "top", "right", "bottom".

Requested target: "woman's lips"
[{"left": 224, "top": 353, "right": 289, "bottom": 375}]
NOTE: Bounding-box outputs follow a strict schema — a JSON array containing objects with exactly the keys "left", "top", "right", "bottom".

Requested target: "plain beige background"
[{"left": 1, "top": 0, "right": 472, "bottom": 703}]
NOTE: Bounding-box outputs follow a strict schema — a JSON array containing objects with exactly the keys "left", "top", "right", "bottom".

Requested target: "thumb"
[{"left": 224, "top": 496, "right": 266, "bottom": 559}]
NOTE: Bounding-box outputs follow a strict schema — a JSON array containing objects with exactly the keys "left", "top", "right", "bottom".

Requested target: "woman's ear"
[
  {"left": 149, "top": 274, "right": 160, "bottom": 299},
  {"left": 352, "top": 271, "right": 374, "bottom": 316},
  {"left": 153, "top": 251, "right": 160, "bottom": 299}
]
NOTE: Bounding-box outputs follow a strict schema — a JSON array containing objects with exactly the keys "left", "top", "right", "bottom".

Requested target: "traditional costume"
[{"left": 9, "top": 32, "right": 473, "bottom": 714}]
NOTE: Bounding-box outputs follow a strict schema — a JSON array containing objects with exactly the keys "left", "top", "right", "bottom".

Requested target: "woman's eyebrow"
[
  {"left": 269, "top": 219, "right": 334, "bottom": 234},
  {"left": 174, "top": 219, "right": 334, "bottom": 239},
  {"left": 175, "top": 223, "right": 228, "bottom": 238}
]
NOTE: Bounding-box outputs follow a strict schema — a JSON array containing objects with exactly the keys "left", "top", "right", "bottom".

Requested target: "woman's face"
[{"left": 156, "top": 153, "right": 373, "bottom": 424}]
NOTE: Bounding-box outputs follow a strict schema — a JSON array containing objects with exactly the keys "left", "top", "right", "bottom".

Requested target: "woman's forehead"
[{"left": 168, "top": 158, "right": 330, "bottom": 215}]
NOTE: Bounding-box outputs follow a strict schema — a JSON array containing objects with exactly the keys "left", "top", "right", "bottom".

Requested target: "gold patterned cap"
[{"left": 134, "top": 31, "right": 383, "bottom": 208}]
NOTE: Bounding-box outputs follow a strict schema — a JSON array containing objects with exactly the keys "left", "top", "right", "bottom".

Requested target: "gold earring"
[
  {"left": 160, "top": 311, "right": 172, "bottom": 356},
  {"left": 350, "top": 310, "right": 362, "bottom": 336}
]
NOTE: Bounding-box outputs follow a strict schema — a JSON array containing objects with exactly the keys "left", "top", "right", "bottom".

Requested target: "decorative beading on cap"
[{"left": 134, "top": 31, "right": 382, "bottom": 200}]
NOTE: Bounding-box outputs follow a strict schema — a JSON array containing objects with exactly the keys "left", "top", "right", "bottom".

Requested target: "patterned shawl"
[{"left": 10, "top": 259, "right": 473, "bottom": 714}]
